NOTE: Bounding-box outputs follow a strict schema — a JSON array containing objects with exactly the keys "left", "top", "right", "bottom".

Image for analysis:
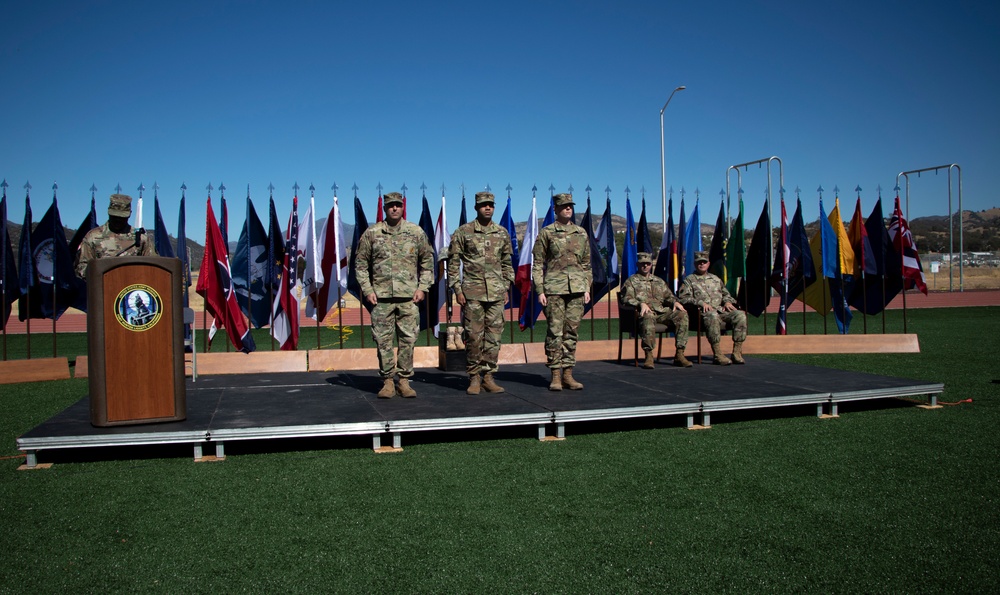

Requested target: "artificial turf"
[{"left": 0, "top": 307, "right": 997, "bottom": 592}]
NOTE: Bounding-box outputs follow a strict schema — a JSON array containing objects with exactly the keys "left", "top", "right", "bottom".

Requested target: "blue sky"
[{"left": 2, "top": 0, "right": 997, "bottom": 238}]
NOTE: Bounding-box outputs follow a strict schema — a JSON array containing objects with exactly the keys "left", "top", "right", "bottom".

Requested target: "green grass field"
[{"left": 1, "top": 307, "right": 998, "bottom": 593}]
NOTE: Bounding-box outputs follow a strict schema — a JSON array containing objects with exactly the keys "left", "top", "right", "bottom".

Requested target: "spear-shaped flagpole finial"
[
  {"left": 219, "top": 182, "right": 226, "bottom": 199},
  {"left": 668, "top": 186, "right": 674, "bottom": 200},
  {"left": 568, "top": 184, "right": 574, "bottom": 194},
  {"left": 460, "top": 183, "right": 465, "bottom": 197},
  {"left": 485, "top": 183, "right": 491, "bottom": 193},
  {"left": 679, "top": 186, "right": 686, "bottom": 201},
  {"left": 377, "top": 182, "right": 383, "bottom": 195},
  {"left": 206, "top": 182, "right": 213, "bottom": 198},
  {"left": 52, "top": 182, "right": 58, "bottom": 199},
  {"left": 181, "top": 182, "right": 187, "bottom": 198},
  {"left": 401, "top": 183, "right": 407, "bottom": 197},
  {"left": 548, "top": 183, "right": 555, "bottom": 196},
  {"left": 625, "top": 186, "right": 631, "bottom": 199},
  {"left": 817, "top": 185, "right": 824, "bottom": 200},
  {"left": 292, "top": 182, "right": 299, "bottom": 197},
  {"left": 855, "top": 185, "right": 862, "bottom": 197},
  {"left": 876, "top": 184, "right": 882, "bottom": 198},
  {"left": 441, "top": 183, "right": 446, "bottom": 197},
  {"left": 1, "top": 179, "right": 8, "bottom": 198},
  {"left": 153, "top": 182, "right": 160, "bottom": 199},
  {"left": 585, "top": 184, "right": 591, "bottom": 199},
  {"left": 90, "top": 184, "right": 97, "bottom": 200},
  {"left": 737, "top": 187, "right": 744, "bottom": 199},
  {"left": 893, "top": 183, "right": 900, "bottom": 195},
  {"left": 779, "top": 185, "right": 786, "bottom": 198},
  {"left": 719, "top": 188, "right": 725, "bottom": 200},
  {"left": 268, "top": 183, "right": 275, "bottom": 198},
  {"left": 420, "top": 182, "right": 427, "bottom": 197},
  {"left": 309, "top": 183, "right": 315, "bottom": 197},
  {"left": 506, "top": 184, "right": 512, "bottom": 198},
  {"left": 794, "top": 186, "right": 801, "bottom": 201},
  {"left": 115, "top": 183, "right": 122, "bottom": 194},
  {"left": 640, "top": 186, "right": 645, "bottom": 200},
  {"left": 332, "top": 182, "right": 339, "bottom": 196},
  {"left": 352, "top": 183, "right": 359, "bottom": 198},
  {"left": 533, "top": 185, "right": 538, "bottom": 198},
  {"left": 833, "top": 185, "right": 840, "bottom": 198},
  {"left": 604, "top": 185, "right": 610, "bottom": 200},
  {"left": 137, "top": 182, "right": 145, "bottom": 198},
  {"left": 247, "top": 183, "right": 251, "bottom": 197}
]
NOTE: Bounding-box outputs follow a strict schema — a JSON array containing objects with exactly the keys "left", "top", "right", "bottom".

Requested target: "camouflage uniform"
[
  {"left": 531, "top": 196, "right": 592, "bottom": 370},
  {"left": 74, "top": 194, "right": 156, "bottom": 279},
  {"left": 621, "top": 271, "right": 689, "bottom": 352},
  {"left": 679, "top": 268, "right": 748, "bottom": 346},
  {"left": 355, "top": 201, "right": 434, "bottom": 379},
  {"left": 447, "top": 206, "right": 514, "bottom": 376}
]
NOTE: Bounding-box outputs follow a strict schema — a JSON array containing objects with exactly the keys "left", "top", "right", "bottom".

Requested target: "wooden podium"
[{"left": 87, "top": 256, "right": 186, "bottom": 427}]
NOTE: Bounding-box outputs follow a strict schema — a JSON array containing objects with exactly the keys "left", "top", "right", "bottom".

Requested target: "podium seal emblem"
[{"left": 114, "top": 284, "right": 163, "bottom": 332}]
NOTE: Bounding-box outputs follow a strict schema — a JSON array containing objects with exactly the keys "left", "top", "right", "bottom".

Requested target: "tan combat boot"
[
  {"left": 397, "top": 378, "right": 417, "bottom": 398},
  {"left": 482, "top": 373, "right": 505, "bottom": 393},
  {"left": 732, "top": 341, "right": 745, "bottom": 365},
  {"left": 377, "top": 377, "right": 396, "bottom": 398},
  {"left": 549, "top": 368, "right": 563, "bottom": 391},
  {"left": 711, "top": 343, "right": 732, "bottom": 366},
  {"left": 562, "top": 367, "right": 584, "bottom": 390},
  {"left": 466, "top": 374, "right": 481, "bottom": 395},
  {"left": 642, "top": 350, "right": 655, "bottom": 370},
  {"left": 673, "top": 347, "right": 693, "bottom": 368}
]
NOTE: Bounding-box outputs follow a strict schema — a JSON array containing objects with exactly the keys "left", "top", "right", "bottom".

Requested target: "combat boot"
[
  {"left": 549, "top": 368, "right": 563, "bottom": 391},
  {"left": 377, "top": 377, "right": 396, "bottom": 398},
  {"left": 454, "top": 330, "right": 466, "bottom": 350},
  {"left": 562, "top": 367, "right": 584, "bottom": 390},
  {"left": 482, "top": 373, "right": 505, "bottom": 393},
  {"left": 673, "top": 347, "right": 693, "bottom": 368},
  {"left": 642, "top": 350, "right": 655, "bottom": 370},
  {"left": 711, "top": 343, "right": 732, "bottom": 366},
  {"left": 446, "top": 327, "right": 458, "bottom": 351},
  {"left": 397, "top": 378, "right": 417, "bottom": 398},
  {"left": 732, "top": 341, "right": 745, "bottom": 365},
  {"left": 466, "top": 374, "right": 481, "bottom": 395}
]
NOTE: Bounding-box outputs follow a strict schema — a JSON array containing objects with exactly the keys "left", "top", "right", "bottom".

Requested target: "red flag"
[
  {"left": 270, "top": 199, "right": 300, "bottom": 350},
  {"left": 376, "top": 194, "right": 384, "bottom": 223},
  {"left": 888, "top": 196, "right": 928, "bottom": 295},
  {"left": 196, "top": 198, "right": 256, "bottom": 353}
]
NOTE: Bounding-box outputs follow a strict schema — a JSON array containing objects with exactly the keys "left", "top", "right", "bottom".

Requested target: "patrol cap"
[
  {"left": 637, "top": 252, "right": 653, "bottom": 265},
  {"left": 108, "top": 194, "right": 133, "bottom": 218},
  {"left": 694, "top": 251, "right": 710, "bottom": 263},
  {"left": 383, "top": 192, "right": 404, "bottom": 207},
  {"left": 474, "top": 191, "right": 495, "bottom": 206},
  {"left": 553, "top": 193, "right": 574, "bottom": 207}
]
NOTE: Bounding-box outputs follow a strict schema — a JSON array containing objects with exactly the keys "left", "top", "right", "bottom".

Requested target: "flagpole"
[
  {"left": 50, "top": 183, "right": 59, "bottom": 357},
  {"left": 660, "top": 85, "right": 686, "bottom": 236},
  {"left": 24, "top": 182, "right": 32, "bottom": 359}
]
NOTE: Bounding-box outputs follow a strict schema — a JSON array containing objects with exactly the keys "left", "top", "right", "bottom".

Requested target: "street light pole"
[{"left": 660, "top": 85, "right": 686, "bottom": 234}]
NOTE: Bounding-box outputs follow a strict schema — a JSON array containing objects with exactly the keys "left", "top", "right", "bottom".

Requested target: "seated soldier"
[
  {"left": 678, "top": 251, "right": 748, "bottom": 365},
  {"left": 620, "top": 252, "right": 691, "bottom": 369}
]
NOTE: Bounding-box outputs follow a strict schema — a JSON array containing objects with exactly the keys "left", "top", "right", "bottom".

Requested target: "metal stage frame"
[{"left": 17, "top": 359, "right": 944, "bottom": 468}]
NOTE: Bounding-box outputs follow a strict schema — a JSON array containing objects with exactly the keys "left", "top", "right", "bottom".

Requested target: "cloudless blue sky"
[{"left": 2, "top": 0, "right": 998, "bottom": 238}]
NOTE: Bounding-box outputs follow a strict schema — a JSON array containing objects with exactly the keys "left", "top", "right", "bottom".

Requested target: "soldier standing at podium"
[{"left": 75, "top": 193, "right": 156, "bottom": 278}]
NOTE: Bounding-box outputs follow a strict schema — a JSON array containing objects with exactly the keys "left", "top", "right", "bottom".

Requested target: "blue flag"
[
  {"left": 635, "top": 197, "right": 653, "bottom": 255},
  {"left": 17, "top": 196, "right": 34, "bottom": 304},
  {"left": 20, "top": 197, "right": 76, "bottom": 321},
  {"left": 498, "top": 195, "right": 520, "bottom": 311},
  {"left": 683, "top": 200, "right": 702, "bottom": 278},
  {"left": 153, "top": 196, "right": 175, "bottom": 258},
  {"left": 677, "top": 199, "right": 686, "bottom": 279},
  {"left": 232, "top": 194, "right": 271, "bottom": 327},
  {"left": 654, "top": 197, "right": 676, "bottom": 288},
  {"left": 580, "top": 198, "right": 607, "bottom": 315},
  {"left": 621, "top": 196, "right": 638, "bottom": 285},
  {"left": 266, "top": 197, "right": 285, "bottom": 299},
  {"left": 67, "top": 197, "right": 98, "bottom": 312},
  {"left": 346, "top": 195, "right": 370, "bottom": 304},
  {"left": 594, "top": 197, "right": 619, "bottom": 292},
  {"left": 458, "top": 193, "right": 468, "bottom": 227},
  {"left": 1, "top": 192, "right": 20, "bottom": 326}
]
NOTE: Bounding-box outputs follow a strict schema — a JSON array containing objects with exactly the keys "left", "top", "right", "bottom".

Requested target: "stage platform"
[{"left": 17, "top": 358, "right": 944, "bottom": 468}]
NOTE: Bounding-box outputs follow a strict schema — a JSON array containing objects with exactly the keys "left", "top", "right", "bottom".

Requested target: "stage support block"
[
  {"left": 539, "top": 423, "right": 566, "bottom": 441},
  {"left": 373, "top": 432, "right": 403, "bottom": 453},
  {"left": 687, "top": 411, "right": 711, "bottom": 430}
]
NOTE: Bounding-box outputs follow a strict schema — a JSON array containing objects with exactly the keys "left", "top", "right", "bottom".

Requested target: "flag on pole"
[
  {"left": 770, "top": 198, "right": 790, "bottom": 334},
  {"left": 296, "top": 196, "right": 324, "bottom": 300},
  {"left": 347, "top": 195, "right": 370, "bottom": 303},
  {"left": 1, "top": 191, "right": 20, "bottom": 326},
  {"left": 740, "top": 199, "right": 771, "bottom": 316},
  {"left": 677, "top": 198, "right": 687, "bottom": 279},
  {"left": 888, "top": 196, "right": 928, "bottom": 295},
  {"left": 177, "top": 194, "right": 191, "bottom": 292},
  {"left": 683, "top": 199, "right": 702, "bottom": 278},
  {"left": 270, "top": 198, "right": 300, "bottom": 350},
  {"left": 431, "top": 196, "right": 450, "bottom": 337},
  {"left": 848, "top": 197, "right": 876, "bottom": 281},
  {"left": 594, "top": 197, "right": 620, "bottom": 298},
  {"left": 654, "top": 197, "right": 677, "bottom": 290},
  {"left": 153, "top": 196, "right": 175, "bottom": 258},
  {"left": 621, "top": 196, "right": 638, "bottom": 284},
  {"left": 68, "top": 197, "right": 99, "bottom": 312},
  {"left": 195, "top": 198, "right": 256, "bottom": 353},
  {"left": 310, "top": 195, "right": 349, "bottom": 323},
  {"left": 849, "top": 198, "right": 901, "bottom": 314},
  {"left": 708, "top": 201, "right": 727, "bottom": 280},
  {"left": 16, "top": 195, "right": 35, "bottom": 322},
  {"left": 499, "top": 195, "right": 520, "bottom": 310},
  {"left": 580, "top": 197, "right": 606, "bottom": 315},
  {"left": 376, "top": 193, "right": 384, "bottom": 223},
  {"left": 828, "top": 199, "right": 856, "bottom": 333},
  {"left": 232, "top": 195, "right": 270, "bottom": 328},
  {"left": 515, "top": 197, "right": 540, "bottom": 329},
  {"left": 416, "top": 194, "right": 440, "bottom": 332},
  {"left": 458, "top": 192, "right": 468, "bottom": 227},
  {"left": 635, "top": 198, "right": 653, "bottom": 255},
  {"left": 725, "top": 197, "right": 746, "bottom": 297},
  {"left": 266, "top": 197, "right": 285, "bottom": 299},
  {"left": 800, "top": 199, "right": 839, "bottom": 314},
  {"left": 20, "top": 196, "right": 75, "bottom": 321},
  {"left": 786, "top": 198, "right": 816, "bottom": 302}
]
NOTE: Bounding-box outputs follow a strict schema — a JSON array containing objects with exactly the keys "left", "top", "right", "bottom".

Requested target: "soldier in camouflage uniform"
[
  {"left": 678, "top": 251, "right": 748, "bottom": 365},
  {"left": 355, "top": 192, "right": 435, "bottom": 398},
  {"left": 448, "top": 191, "right": 515, "bottom": 395},
  {"left": 531, "top": 193, "right": 592, "bottom": 391},
  {"left": 621, "top": 252, "right": 692, "bottom": 369},
  {"left": 74, "top": 194, "right": 156, "bottom": 279}
]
